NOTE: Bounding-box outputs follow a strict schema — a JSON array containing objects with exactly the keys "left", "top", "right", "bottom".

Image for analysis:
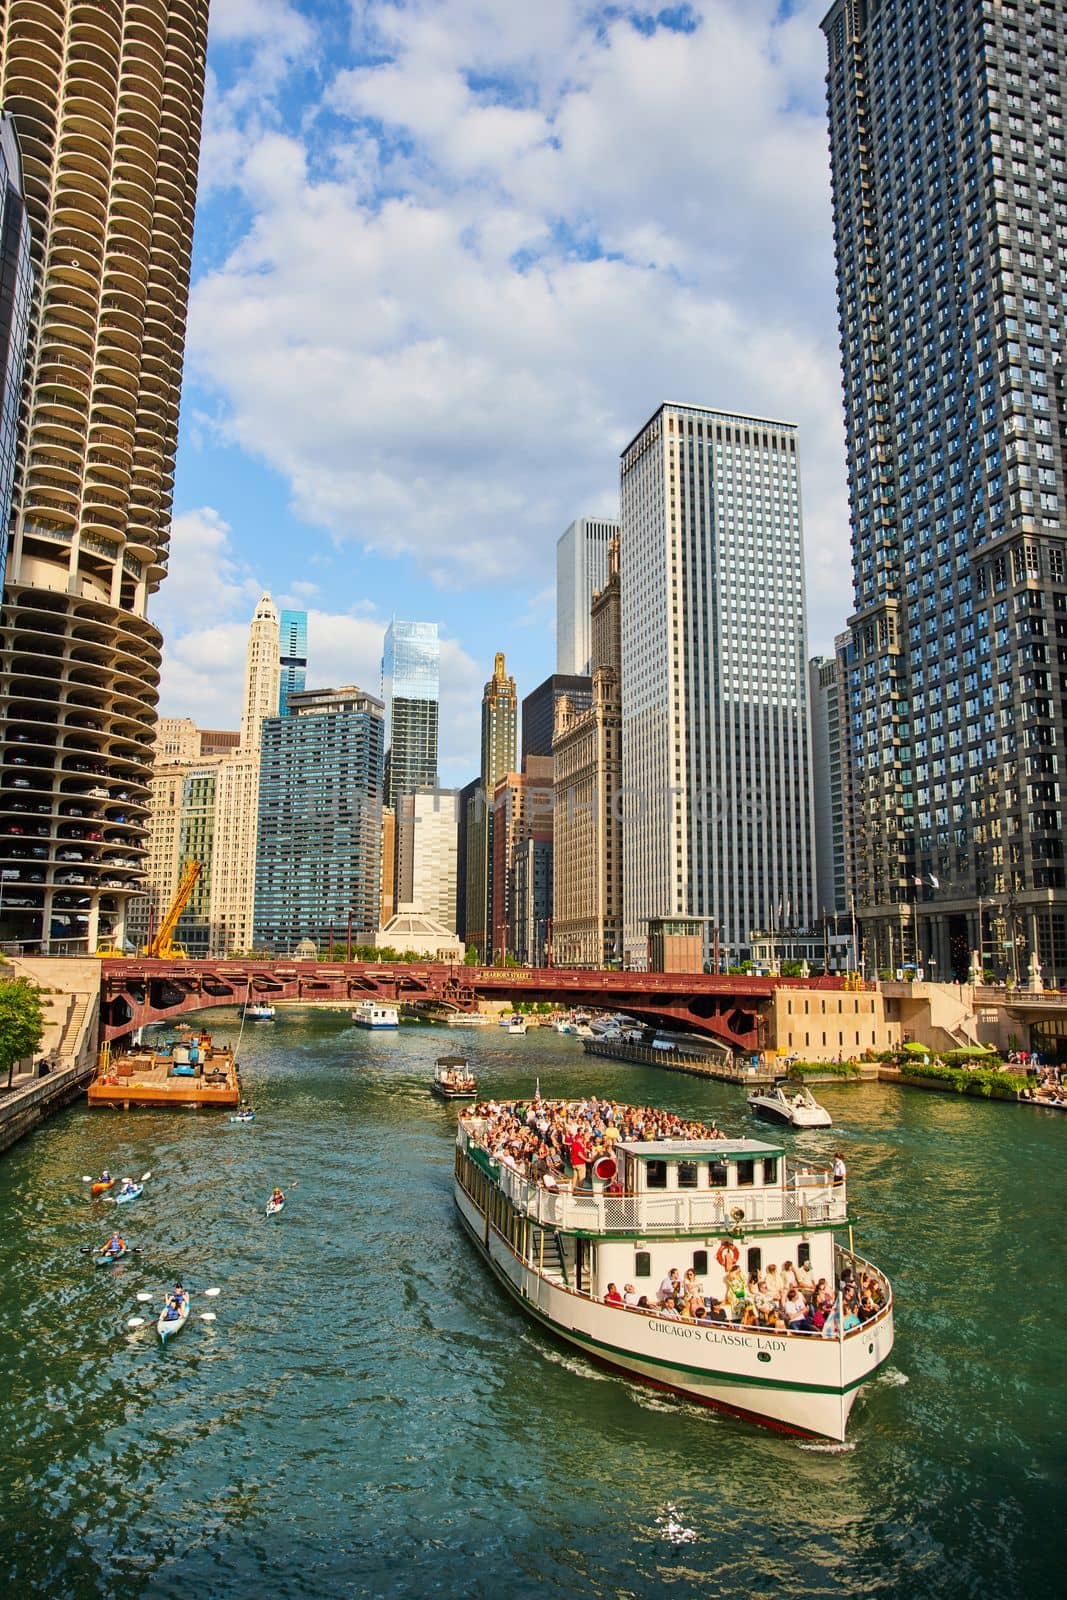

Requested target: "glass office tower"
[
  {"left": 278, "top": 609, "right": 308, "bottom": 716},
  {"left": 822, "top": 0, "right": 1067, "bottom": 980},
  {"left": 381, "top": 619, "right": 440, "bottom": 810}
]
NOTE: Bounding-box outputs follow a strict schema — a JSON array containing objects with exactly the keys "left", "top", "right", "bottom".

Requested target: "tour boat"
[
  {"left": 431, "top": 1056, "right": 478, "bottom": 1100},
  {"left": 747, "top": 1082, "right": 833, "bottom": 1129},
  {"left": 453, "top": 1110, "right": 893, "bottom": 1441},
  {"left": 507, "top": 1016, "right": 528, "bottom": 1036},
  {"left": 157, "top": 1294, "right": 190, "bottom": 1343},
  {"left": 241, "top": 1001, "right": 276, "bottom": 1021},
  {"left": 352, "top": 1000, "right": 400, "bottom": 1029}
]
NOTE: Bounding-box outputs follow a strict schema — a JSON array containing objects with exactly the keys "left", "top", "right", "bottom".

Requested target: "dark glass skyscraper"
[
  {"left": 0, "top": 113, "right": 32, "bottom": 592},
  {"left": 381, "top": 619, "right": 439, "bottom": 811},
  {"left": 253, "top": 687, "right": 384, "bottom": 953},
  {"left": 278, "top": 608, "right": 308, "bottom": 716},
  {"left": 822, "top": 0, "right": 1067, "bottom": 982}
]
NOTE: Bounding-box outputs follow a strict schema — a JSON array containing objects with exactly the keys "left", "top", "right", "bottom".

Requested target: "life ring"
[
  {"left": 716, "top": 1239, "right": 740, "bottom": 1270},
  {"left": 593, "top": 1155, "right": 616, "bottom": 1182}
]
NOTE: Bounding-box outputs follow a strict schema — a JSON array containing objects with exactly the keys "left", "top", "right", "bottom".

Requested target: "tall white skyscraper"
[
  {"left": 556, "top": 517, "right": 618, "bottom": 676},
  {"left": 241, "top": 594, "right": 281, "bottom": 751},
  {"left": 620, "top": 403, "right": 815, "bottom": 966}
]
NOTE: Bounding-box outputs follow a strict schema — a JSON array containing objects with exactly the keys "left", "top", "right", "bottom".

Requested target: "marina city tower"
[
  {"left": 0, "top": 1, "right": 209, "bottom": 952},
  {"left": 822, "top": 0, "right": 1067, "bottom": 981}
]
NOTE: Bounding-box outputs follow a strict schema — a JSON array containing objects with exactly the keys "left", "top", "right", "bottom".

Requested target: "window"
[
  {"left": 763, "top": 1158, "right": 779, "bottom": 1184},
  {"left": 693, "top": 1250, "right": 708, "bottom": 1277},
  {"left": 677, "top": 1161, "right": 698, "bottom": 1189},
  {"left": 798, "top": 1241, "right": 811, "bottom": 1269},
  {"left": 708, "top": 1160, "right": 728, "bottom": 1187},
  {"left": 746, "top": 1247, "right": 762, "bottom": 1275},
  {"left": 736, "top": 1160, "right": 755, "bottom": 1187},
  {"left": 634, "top": 1251, "right": 651, "bottom": 1278},
  {"left": 645, "top": 1161, "right": 668, "bottom": 1189}
]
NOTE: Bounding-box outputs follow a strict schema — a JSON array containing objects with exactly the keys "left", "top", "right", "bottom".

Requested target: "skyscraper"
[
  {"left": 381, "top": 619, "right": 440, "bottom": 811},
  {"left": 242, "top": 594, "right": 281, "bottom": 750},
  {"left": 556, "top": 517, "right": 618, "bottom": 676},
  {"left": 0, "top": 113, "right": 32, "bottom": 592},
  {"left": 620, "top": 403, "right": 815, "bottom": 967},
  {"left": 254, "top": 686, "right": 384, "bottom": 953},
  {"left": 278, "top": 608, "right": 308, "bottom": 716},
  {"left": 822, "top": 0, "right": 1067, "bottom": 980},
  {"left": 463, "top": 652, "right": 516, "bottom": 958},
  {"left": 809, "top": 651, "right": 849, "bottom": 920},
  {"left": 521, "top": 673, "right": 591, "bottom": 764},
  {"left": 0, "top": 0, "right": 210, "bottom": 952}
]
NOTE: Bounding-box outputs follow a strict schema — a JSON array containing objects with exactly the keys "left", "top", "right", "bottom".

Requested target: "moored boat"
[
  {"left": 431, "top": 1055, "right": 478, "bottom": 1100},
  {"left": 453, "top": 1102, "right": 893, "bottom": 1441},
  {"left": 747, "top": 1081, "right": 833, "bottom": 1129},
  {"left": 352, "top": 1000, "right": 400, "bottom": 1029}
]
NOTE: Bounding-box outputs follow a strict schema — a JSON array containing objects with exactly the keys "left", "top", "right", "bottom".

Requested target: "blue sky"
[{"left": 157, "top": 0, "right": 845, "bottom": 784}]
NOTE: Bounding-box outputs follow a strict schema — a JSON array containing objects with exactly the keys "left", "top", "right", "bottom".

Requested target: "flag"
[{"left": 928, "top": 873, "right": 940, "bottom": 889}]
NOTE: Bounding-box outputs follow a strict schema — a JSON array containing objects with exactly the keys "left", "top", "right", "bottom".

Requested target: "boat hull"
[
  {"left": 90, "top": 1180, "right": 114, "bottom": 1196},
  {"left": 266, "top": 1199, "right": 284, "bottom": 1216},
  {"left": 157, "top": 1301, "right": 189, "bottom": 1342},
  {"left": 114, "top": 1185, "right": 142, "bottom": 1204},
  {"left": 94, "top": 1247, "right": 127, "bottom": 1266},
  {"left": 747, "top": 1097, "right": 833, "bottom": 1130},
  {"left": 453, "top": 1184, "right": 893, "bottom": 1441}
]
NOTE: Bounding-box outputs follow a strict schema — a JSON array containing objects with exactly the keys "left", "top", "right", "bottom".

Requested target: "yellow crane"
[{"left": 141, "top": 859, "right": 202, "bottom": 959}]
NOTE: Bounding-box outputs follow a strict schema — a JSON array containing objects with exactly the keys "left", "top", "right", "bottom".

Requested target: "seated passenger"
[
  {"left": 604, "top": 1283, "right": 624, "bottom": 1307},
  {"left": 794, "top": 1260, "right": 816, "bottom": 1294},
  {"left": 740, "top": 1305, "right": 760, "bottom": 1328},
  {"left": 659, "top": 1300, "right": 681, "bottom": 1320},
  {"left": 622, "top": 1284, "right": 640, "bottom": 1308},
  {"left": 707, "top": 1300, "right": 728, "bottom": 1323},
  {"left": 658, "top": 1268, "right": 682, "bottom": 1306}
]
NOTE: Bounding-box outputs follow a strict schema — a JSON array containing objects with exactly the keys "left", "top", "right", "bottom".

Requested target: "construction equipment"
[{"left": 141, "top": 860, "right": 202, "bottom": 959}]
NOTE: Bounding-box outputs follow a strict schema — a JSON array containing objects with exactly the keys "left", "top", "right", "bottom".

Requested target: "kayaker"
[
  {"left": 103, "top": 1233, "right": 124, "bottom": 1255},
  {"left": 99, "top": 1169, "right": 111, "bottom": 1185},
  {"left": 270, "top": 1187, "right": 284, "bottom": 1206},
  {"left": 119, "top": 1178, "right": 137, "bottom": 1196}
]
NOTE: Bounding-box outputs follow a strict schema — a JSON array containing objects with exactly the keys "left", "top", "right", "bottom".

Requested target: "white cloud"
[{"left": 189, "top": 0, "right": 851, "bottom": 647}]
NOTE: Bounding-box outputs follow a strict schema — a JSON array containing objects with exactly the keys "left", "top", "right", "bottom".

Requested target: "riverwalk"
[{"left": 581, "top": 1035, "right": 776, "bottom": 1083}]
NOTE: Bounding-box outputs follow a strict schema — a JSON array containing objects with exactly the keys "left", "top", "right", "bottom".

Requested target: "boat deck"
[{"left": 88, "top": 1041, "right": 239, "bottom": 1109}]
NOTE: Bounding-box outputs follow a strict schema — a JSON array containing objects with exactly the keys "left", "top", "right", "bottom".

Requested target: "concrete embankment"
[{"left": 0, "top": 958, "right": 101, "bottom": 1154}]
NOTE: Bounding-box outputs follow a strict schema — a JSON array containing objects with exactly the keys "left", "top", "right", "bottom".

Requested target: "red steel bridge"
[{"left": 98, "top": 959, "right": 853, "bottom": 1053}]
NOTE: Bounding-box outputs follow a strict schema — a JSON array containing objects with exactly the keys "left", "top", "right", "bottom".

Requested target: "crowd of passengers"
[
  {"left": 600, "top": 1256, "right": 886, "bottom": 1335},
  {"left": 465, "top": 1097, "right": 728, "bottom": 1190}
]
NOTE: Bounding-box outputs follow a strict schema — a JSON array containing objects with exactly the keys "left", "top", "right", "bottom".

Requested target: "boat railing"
[{"left": 491, "top": 1159, "right": 847, "bottom": 1233}]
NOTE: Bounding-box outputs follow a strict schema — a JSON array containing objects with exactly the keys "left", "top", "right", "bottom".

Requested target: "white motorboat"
[
  {"left": 454, "top": 1104, "right": 891, "bottom": 1441},
  {"left": 242, "top": 1002, "right": 276, "bottom": 1021},
  {"left": 507, "top": 1017, "right": 528, "bottom": 1036},
  {"left": 352, "top": 1000, "right": 399, "bottom": 1029},
  {"left": 747, "top": 1081, "right": 833, "bottom": 1129}
]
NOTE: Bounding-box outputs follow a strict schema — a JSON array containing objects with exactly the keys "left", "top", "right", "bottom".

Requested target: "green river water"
[{"left": 0, "top": 1011, "right": 1063, "bottom": 1598}]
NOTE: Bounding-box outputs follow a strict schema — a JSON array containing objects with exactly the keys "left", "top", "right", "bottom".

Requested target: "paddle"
[
  {"left": 126, "top": 1317, "right": 146, "bottom": 1330},
  {"left": 199, "top": 1312, "right": 217, "bottom": 1323}
]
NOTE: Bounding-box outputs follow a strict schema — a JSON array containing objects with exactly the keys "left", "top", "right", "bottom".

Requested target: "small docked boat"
[
  {"left": 114, "top": 1183, "right": 143, "bottom": 1204},
  {"left": 241, "top": 1001, "right": 276, "bottom": 1021},
  {"left": 352, "top": 1000, "right": 400, "bottom": 1029},
  {"left": 454, "top": 1102, "right": 893, "bottom": 1441},
  {"left": 157, "top": 1293, "right": 190, "bottom": 1343},
  {"left": 431, "top": 1056, "right": 478, "bottom": 1100},
  {"left": 747, "top": 1081, "right": 833, "bottom": 1129}
]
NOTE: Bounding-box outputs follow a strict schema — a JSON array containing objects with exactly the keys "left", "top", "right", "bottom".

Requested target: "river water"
[{"left": 0, "top": 1011, "right": 1063, "bottom": 1598}]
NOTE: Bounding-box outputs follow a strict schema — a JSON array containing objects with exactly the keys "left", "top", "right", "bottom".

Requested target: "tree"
[
  {"left": 0, "top": 977, "right": 45, "bottom": 1090},
  {"left": 463, "top": 945, "right": 480, "bottom": 966}
]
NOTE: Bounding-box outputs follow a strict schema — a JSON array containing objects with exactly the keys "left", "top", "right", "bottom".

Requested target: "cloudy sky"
[{"left": 158, "top": 0, "right": 847, "bottom": 783}]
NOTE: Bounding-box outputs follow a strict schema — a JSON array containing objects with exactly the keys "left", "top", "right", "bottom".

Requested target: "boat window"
[
  {"left": 677, "top": 1160, "right": 698, "bottom": 1189},
  {"left": 736, "top": 1160, "right": 755, "bottom": 1187},
  {"left": 645, "top": 1160, "right": 668, "bottom": 1189},
  {"left": 798, "top": 1241, "right": 811, "bottom": 1269},
  {"left": 692, "top": 1250, "right": 708, "bottom": 1276},
  {"left": 747, "top": 1247, "right": 762, "bottom": 1274},
  {"left": 763, "top": 1157, "right": 778, "bottom": 1184},
  {"left": 634, "top": 1251, "right": 651, "bottom": 1278},
  {"left": 708, "top": 1160, "right": 728, "bottom": 1187}
]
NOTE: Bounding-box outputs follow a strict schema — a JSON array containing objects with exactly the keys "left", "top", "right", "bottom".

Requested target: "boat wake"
[
  {"left": 655, "top": 1504, "right": 697, "bottom": 1545},
  {"left": 798, "top": 1439, "right": 856, "bottom": 1454},
  {"left": 875, "top": 1367, "right": 909, "bottom": 1388}
]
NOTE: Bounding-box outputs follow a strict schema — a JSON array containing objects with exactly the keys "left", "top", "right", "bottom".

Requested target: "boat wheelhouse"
[{"left": 454, "top": 1115, "right": 893, "bottom": 1440}]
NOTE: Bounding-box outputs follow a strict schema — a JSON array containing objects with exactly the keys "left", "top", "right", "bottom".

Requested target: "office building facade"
[
  {"left": 809, "top": 652, "right": 849, "bottom": 918},
  {"left": 381, "top": 619, "right": 439, "bottom": 811},
  {"left": 521, "top": 672, "right": 592, "bottom": 763},
  {"left": 463, "top": 652, "right": 516, "bottom": 958},
  {"left": 0, "top": 113, "right": 31, "bottom": 592},
  {"left": 278, "top": 608, "right": 307, "bottom": 716},
  {"left": 553, "top": 537, "right": 623, "bottom": 966},
  {"left": 254, "top": 687, "right": 384, "bottom": 952},
  {"left": 396, "top": 787, "right": 459, "bottom": 932},
  {"left": 822, "top": 0, "right": 1067, "bottom": 980},
  {"left": 489, "top": 756, "right": 554, "bottom": 963},
  {"left": 556, "top": 516, "right": 618, "bottom": 675},
  {"left": 620, "top": 403, "right": 816, "bottom": 967},
  {"left": 242, "top": 594, "right": 280, "bottom": 750},
  {"left": 0, "top": 0, "right": 210, "bottom": 952}
]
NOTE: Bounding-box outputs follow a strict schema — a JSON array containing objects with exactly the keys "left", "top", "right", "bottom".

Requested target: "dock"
[
  {"left": 87, "top": 1030, "right": 240, "bottom": 1110},
  {"left": 581, "top": 1036, "right": 776, "bottom": 1083}
]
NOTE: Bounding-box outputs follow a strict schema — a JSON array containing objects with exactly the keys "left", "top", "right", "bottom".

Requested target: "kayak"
[
  {"left": 157, "top": 1295, "right": 190, "bottom": 1343},
  {"left": 114, "top": 1184, "right": 143, "bottom": 1204},
  {"left": 94, "top": 1246, "right": 128, "bottom": 1266},
  {"left": 265, "top": 1197, "right": 284, "bottom": 1216},
  {"left": 230, "top": 1112, "right": 255, "bottom": 1124},
  {"left": 90, "top": 1179, "right": 115, "bottom": 1196}
]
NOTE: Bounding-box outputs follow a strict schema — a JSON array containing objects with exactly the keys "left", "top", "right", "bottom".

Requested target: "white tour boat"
[
  {"left": 241, "top": 1001, "right": 276, "bottom": 1021},
  {"left": 747, "top": 1081, "right": 833, "bottom": 1129},
  {"left": 453, "top": 1111, "right": 892, "bottom": 1440},
  {"left": 352, "top": 1000, "right": 400, "bottom": 1029}
]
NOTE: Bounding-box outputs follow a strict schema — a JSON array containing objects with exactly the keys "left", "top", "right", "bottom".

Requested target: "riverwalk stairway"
[{"left": 0, "top": 957, "right": 101, "bottom": 1154}]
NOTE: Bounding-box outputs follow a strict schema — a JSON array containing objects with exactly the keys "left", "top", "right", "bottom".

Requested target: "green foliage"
[
  {"left": 785, "top": 1060, "right": 862, "bottom": 1079},
  {"left": 941, "top": 1048, "right": 1001, "bottom": 1068},
  {"left": 0, "top": 977, "right": 45, "bottom": 1087},
  {"left": 780, "top": 961, "right": 807, "bottom": 977},
  {"left": 727, "top": 961, "right": 753, "bottom": 975},
  {"left": 898, "top": 1060, "right": 1027, "bottom": 1099},
  {"left": 463, "top": 945, "right": 480, "bottom": 966}
]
